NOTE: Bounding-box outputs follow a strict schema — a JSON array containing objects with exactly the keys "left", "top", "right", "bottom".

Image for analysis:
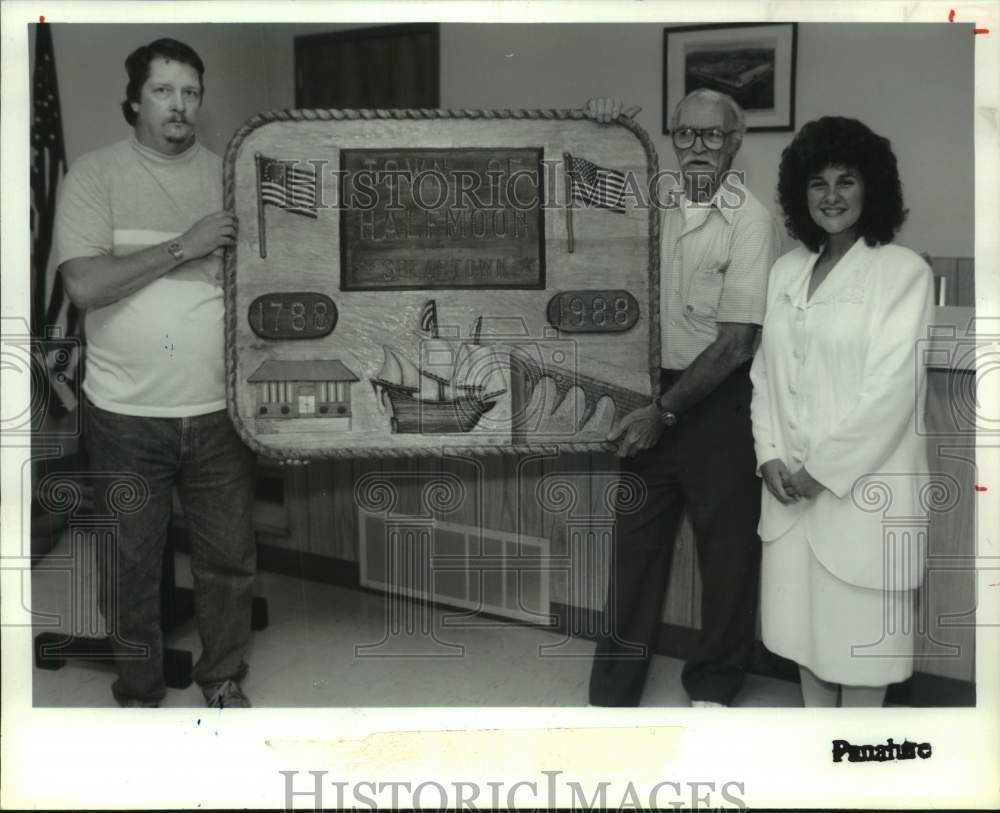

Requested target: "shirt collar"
[
  {"left": 129, "top": 135, "right": 201, "bottom": 165},
  {"left": 791, "top": 237, "right": 868, "bottom": 306},
  {"left": 675, "top": 172, "right": 743, "bottom": 226}
]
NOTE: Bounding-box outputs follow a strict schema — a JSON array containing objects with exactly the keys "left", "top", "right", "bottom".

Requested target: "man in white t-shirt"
[{"left": 55, "top": 38, "right": 254, "bottom": 708}]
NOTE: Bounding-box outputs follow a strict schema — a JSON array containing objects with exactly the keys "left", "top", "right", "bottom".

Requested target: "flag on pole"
[
  {"left": 566, "top": 154, "right": 628, "bottom": 213},
  {"left": 419, "top": 300, "right": 439, "bottom": 338},
  {"left": 257, "top": 155, "right": 319, "bottom": 216},
  {"left": 30, "top": 22, "right": 80, "bottom": 416},
  {"left": 255, "top": 154, "right": 319, "bottom": 257}
]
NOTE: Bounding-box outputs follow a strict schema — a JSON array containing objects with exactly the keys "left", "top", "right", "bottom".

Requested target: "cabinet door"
[{"left": 295, "top": 24, "right": 439, "bottom": 109}]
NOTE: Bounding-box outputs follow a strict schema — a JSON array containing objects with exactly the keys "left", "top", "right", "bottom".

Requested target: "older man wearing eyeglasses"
[{"left": 585, "top": 90, "right": 781, "bottom": 707}]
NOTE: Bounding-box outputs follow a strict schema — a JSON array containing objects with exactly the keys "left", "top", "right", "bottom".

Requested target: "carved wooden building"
[{"left": 248, "top": 359, "right": 359, "bottom": 430}]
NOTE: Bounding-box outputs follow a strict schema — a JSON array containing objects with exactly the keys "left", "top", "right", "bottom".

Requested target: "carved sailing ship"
[{"left": 370, "top": 301, "right": 506, "bottom": 434}]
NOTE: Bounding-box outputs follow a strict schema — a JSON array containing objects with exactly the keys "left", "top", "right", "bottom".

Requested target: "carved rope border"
[{"left": 222, "top": 108, "right": 661, "bottom": 461}]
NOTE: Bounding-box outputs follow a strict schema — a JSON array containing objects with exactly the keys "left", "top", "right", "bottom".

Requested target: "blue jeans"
[{"left": 84, "top": 398, "right": 256, "bottom": 704}]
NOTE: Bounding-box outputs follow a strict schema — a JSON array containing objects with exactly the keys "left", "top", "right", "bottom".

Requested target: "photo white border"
[{"left": 2, "top": 1, "right": 998, "bottom": 809}]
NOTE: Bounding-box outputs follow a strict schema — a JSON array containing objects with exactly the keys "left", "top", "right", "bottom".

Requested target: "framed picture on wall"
[{"left": 663, "top": 22, "right": 798, "bottom": 133}]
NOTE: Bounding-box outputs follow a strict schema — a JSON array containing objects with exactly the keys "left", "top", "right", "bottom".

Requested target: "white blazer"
[{"left": 750, "top": 238, "right": 934, "bottom": 591}]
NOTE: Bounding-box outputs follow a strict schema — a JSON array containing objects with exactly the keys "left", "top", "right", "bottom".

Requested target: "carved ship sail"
[{"left": 370, "top": 302, "right": 506, "bottom": 434}]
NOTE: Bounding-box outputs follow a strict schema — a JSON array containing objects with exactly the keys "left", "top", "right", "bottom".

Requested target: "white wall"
[
  {"left": 40, "top": 23, "right": 271, "bottom": 161},
  {"left": 440, "top": 22, "right": 974, "bottom": 257},
  {"left": 38, "top": 22, "right": 973, "bottom": 257}
]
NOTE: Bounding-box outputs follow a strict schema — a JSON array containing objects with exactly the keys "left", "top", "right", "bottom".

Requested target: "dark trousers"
[
  {"left": 589, "top": 364, "right": 762, "bottom": 706},
  {"left": 84, "top": 398, "right": 256, "bottom": 704}
]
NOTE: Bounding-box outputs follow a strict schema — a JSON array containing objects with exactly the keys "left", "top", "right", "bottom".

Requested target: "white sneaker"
[
  {"left": 204, "top": 679, "right": 251, "bottom": 709},
  {"left": 690, "top": 700, "right": 725, "bottom": 708}
]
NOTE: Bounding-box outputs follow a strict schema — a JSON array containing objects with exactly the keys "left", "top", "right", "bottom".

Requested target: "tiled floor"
[{"left": 31, "top": 531, "right": 802, "bottom": 708}]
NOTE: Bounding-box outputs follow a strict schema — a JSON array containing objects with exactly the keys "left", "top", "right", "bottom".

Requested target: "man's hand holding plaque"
[
  {"left": 584, "top": 97, "right": 641, "bottom": 123},
  {"left": 607, "top": 402, "right": 664, "bottom": 458}
]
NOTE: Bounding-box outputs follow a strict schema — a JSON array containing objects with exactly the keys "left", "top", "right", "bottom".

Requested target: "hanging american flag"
[
  {"left": 30, "top": 22, "right": 80, "bottom": 416},
  {"left": 255, "top": 154, "right": 319, "bottom": 257},
  {"left": 566, "top": 153, "right": 628, "bottom": 213}
]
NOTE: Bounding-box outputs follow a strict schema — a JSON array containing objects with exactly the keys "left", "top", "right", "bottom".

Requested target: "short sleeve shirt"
[
  {"left": 660, "top": 177, "right": 780, "bottom": 369},
  {"left": 54, "top": 137, "right": 225, "bottom": 417}
]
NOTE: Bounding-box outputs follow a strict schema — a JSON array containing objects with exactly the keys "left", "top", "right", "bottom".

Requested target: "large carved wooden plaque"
[{"left": 224, "top": 110, "right": 660, "bottom": 458}]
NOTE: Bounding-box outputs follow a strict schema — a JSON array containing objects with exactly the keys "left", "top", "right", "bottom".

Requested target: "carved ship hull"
[
  {"left": 372, "top": 379, "right": 499, "bottom": 434},
  {"left": 371, "top": 342, "right": 504, "bottom": 435}
]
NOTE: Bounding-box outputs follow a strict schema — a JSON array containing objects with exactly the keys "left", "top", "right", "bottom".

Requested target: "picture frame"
[{"left": 663, "top": 22, "right": 798, "bottom": 133}]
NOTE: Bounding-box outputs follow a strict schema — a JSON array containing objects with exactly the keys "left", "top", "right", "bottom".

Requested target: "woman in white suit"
[{"left": 750, "top": 117, "right": 934, "bottom": 707}]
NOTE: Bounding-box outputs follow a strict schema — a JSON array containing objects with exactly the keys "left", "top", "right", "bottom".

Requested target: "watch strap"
[{"left": 656, "top": 396, "right": 678, "bottom": 427}]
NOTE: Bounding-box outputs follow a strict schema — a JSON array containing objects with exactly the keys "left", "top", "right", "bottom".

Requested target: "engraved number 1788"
[{"left": 248, "top": 293, "right": 338, "bottom": 340}]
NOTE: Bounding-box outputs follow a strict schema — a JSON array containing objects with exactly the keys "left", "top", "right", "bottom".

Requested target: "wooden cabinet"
[{"left": 918, "top": 368, "right": 977, "bottom": 682}]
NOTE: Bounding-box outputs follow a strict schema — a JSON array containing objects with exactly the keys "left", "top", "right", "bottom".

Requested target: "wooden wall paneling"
[
  {"left": 514, "top": 450, "right": 552, "bottom": 564},
  {"left": 304, "top": 461, "right": 335, "bottom": 556},
  {"left": 446, "top": 453, "right": 490, "bottom": 541},
  {"left": 328, "top": 459, "right": 360, "bottom": 563},
  {"left": 351, "top": 457, "right": 391, "bottom": 567},
  {"left": 486, "top": 453, "right": 535, "bottom": 619},
  {"left": 311, "top": 459, "right": 360, "bottom": 563},
  {"left": 956, "top": 258, "right": 975, "bottom": 308},
  {"left": 541, "top": 451, "right": 589, "bottom": 610},
  {"left": 508, "top": 450, "right": 561, "bottom": 631},
  {"left": 568, "top": 450, "right": 597, "bottom": 616},
  {"left": 480, "top": 454, "right": 520, "bottom": 537},
  {"left": 251, "top": 460, "right": 292, "bottom": 541},
  {"left": 389, "top": 455, "right": 429, "bottom": 517},
  {"left": 517, "top": 452, "right": 552, "bottom": 602},
  {"left": 432, "top": 452, "right": 482, "bottom": 614},
  {"left": 275, "top": 465, "right": 312, "bottom": 552},
  {"left": 915, "top": 369, "right": 977, "bottom": 682},
  {"left": 930, "top": 257, "right": 957, "bottom": 306},
  {"left": 928, "top": 256, "right": 975, "bottom": 308},
  {"left": 584, "top": 451, "right": 616, "bottom": 616}
]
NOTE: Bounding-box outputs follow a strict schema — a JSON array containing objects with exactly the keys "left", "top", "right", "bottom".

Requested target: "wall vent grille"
[{"left": 359, "top": 511, "right": 550, "bottom": 624}]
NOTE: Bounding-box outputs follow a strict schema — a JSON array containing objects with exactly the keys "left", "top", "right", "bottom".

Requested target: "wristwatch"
[
  {"left": 657, "top": 398, "right": 678, "bottom": 427},
  {"left": 167, "top": 240, "right": 185, "bottom": 261}
]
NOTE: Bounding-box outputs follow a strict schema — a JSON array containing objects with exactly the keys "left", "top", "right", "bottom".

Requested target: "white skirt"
[{"left": 761, "top": 520, "right": 916, "bottom": 686}]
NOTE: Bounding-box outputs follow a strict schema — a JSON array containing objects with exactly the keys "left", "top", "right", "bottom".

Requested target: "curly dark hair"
[
  {"left": 121, "top": 39, "right": 205, "bottom": 126},
  {"left": 777, "top": 116, "right": 907, "bottom": 252}
]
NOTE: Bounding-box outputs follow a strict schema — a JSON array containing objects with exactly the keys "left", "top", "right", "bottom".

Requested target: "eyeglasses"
[{"left": 671, "top": 127, "right": 735, "bottom": 150}]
